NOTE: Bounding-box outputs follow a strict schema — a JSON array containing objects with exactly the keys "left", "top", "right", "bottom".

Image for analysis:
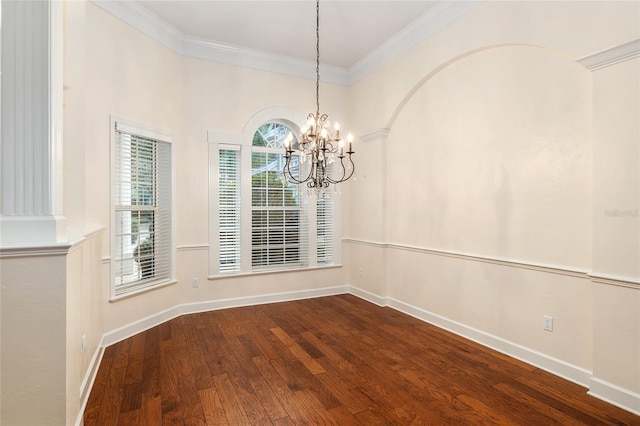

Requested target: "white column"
[{"left": 1, "top": 0, "right": 65, "bottom": 245}]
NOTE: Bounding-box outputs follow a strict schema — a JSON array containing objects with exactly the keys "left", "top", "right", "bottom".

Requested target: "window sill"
[
  {"left": 208, "top": 263, "right": 343, "bottom": 280},
  {"left": 109, "top": 279, "right": 178, "bottom": 302}
]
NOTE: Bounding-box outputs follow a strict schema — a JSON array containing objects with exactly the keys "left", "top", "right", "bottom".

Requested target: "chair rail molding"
[{"left": 343, "top": 238, "right": 590, "bottom": 279}]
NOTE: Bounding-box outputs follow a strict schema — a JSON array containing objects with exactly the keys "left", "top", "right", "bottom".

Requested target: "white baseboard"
[
  {"left": 181, "top": 285, "right": 350, "bottom": 315},
  {"left": 589, "top": 377, "right": 640, "bottom": 416},
  {"left": 102, "top": 285, "right": 349, "bottom": 347},
  {"left": 75, "top": 339, "right": 105, "bottom": 426},
  {"left": 349, "top": 286, "right": 388, "bottom": 307}
]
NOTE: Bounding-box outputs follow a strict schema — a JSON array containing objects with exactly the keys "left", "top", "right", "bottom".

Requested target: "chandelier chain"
[
  {"left": 282, "top": 0, "right": 355, "bottom": 193},
  {"left": 316, "top": 0, "right": 320, "bottom": 116}
]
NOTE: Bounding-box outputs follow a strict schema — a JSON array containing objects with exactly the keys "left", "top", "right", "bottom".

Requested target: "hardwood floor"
[{"left": 84, "top": 295, "right": 639, "bottom": 425}]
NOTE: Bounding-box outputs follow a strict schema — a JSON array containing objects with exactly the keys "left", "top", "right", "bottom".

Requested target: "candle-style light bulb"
[{"left": 347, "top": 133, "right": 353, "bottom": 152}]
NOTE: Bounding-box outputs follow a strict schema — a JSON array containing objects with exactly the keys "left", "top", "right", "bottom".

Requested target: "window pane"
[
  {"left": 269, "top": 210, "right": 283, "bottom": 227},
  {"left": 253, "top": 123, "right": 297, "bottom": 149},
  {"left": 252, "top": 188, "right": 266, "bottom": 207},
  {"left": 268, "top": 189, "right": 283, "bottom": 207}
]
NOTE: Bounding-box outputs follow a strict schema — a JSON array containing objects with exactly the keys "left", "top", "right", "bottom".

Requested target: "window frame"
[
  {"left": 208, "top": 110, "right": 342, "bottom": 278},
  {"left": 110, "top": 116, "right": 176, "bottom": 300}
]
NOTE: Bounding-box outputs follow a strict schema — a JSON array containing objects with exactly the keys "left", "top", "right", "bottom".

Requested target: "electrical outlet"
[
  {"left": 543, "top": 315, "right": 553, "bottom": 332},
  {"left": 82, "top": 335, "right": 87, "bottom": 353},
  {"left": 192, "top": 278, "right": 199, "bottom": 288}
]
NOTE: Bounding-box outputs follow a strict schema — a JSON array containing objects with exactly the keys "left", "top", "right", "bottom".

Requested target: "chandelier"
[{"left": 283, "top": 0, "right": 354, "bottom": 192}]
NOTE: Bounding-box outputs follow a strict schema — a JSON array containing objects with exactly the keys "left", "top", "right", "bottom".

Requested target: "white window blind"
[
  {"left": 251, "top": 150, "right": 309, "bottom": 270},
  {"left": 316, "top": 195, "right": 333, "bottom": 264},
  {"left": 113, "top": 130, "right": 172, "bottom": 295},
  {"left": 219, "top": 147, "right": 241, "bottom": 273}
]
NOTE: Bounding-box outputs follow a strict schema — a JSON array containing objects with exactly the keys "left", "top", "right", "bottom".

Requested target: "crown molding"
[
  {"left": 346, "top": 1, "right": 483, "bottom": 85},
  {"left": 359, "top": 128, "right": 391, "bottom": 142},
  {"left": 91, "top": 0, "right": 184, "bottom": 52},
  {"left": 89, "top": 0, "right": 480, "bottom": 87},
  {"left": 90, "top": 0, "right": 347, "bottom": 85},
  {"left": 577, "top": 39, "right": 640, "bottom": 71},
  {"left": 182, "top": 35, "right": 349, "bottom": 86}
]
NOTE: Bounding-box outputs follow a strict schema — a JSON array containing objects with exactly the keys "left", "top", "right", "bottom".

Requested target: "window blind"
[
  {"left": 114, "top": 131, "right": 172, "bottom": 295},
  {"left": 251, "top": 150, "right": 309, "bottom": 270},
  {"left": 316, "top": 194, "right": 333, "bottom": 264},
  {"left": 219, "top": 147, "right": 241, "bottom": 273}
]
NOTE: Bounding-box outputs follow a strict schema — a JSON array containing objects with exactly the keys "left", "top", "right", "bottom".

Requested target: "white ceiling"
[
  {"left": 94, "top": 0, "right": 480, "bottom": 85},
  {"left": 137, "top": 1, "right": 439, "bottom": 68}
]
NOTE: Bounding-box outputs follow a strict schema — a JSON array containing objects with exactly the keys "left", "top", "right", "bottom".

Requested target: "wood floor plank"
[
  {"left": 270, "top": 326, "right": 326, "bottom": 375},
  {"left": 247, "top": 375, "right": 290, "bottom": 422},
  {"left": 85, "top": 295, "right": 640, "bottom": 425},
  {"left": 314, "top": 367, "right": 369, "bottom": 414},
  {"left": 493, "top": 382, "right": 586, "bottom": 425},
  {"left": 140, "top": 393, "right": 162, "bottom": 425},
  {"left": 95, "top": 340, "right": 131, "bottom": 426},
  {"left": 141, "top": 326, "right": 161, "bottom": 398},
  {"left": 83, "top": 345, "right": 117, "bottom": 425},
  {"left": 292, "top": 388, "right": 338, "bottom": 424},
  {"left": 212, "top": 373, "right": 250, "bottom": 425},
  {"left": 243, "top": 320, "right": 282, "bottom": 360},
  {"left": 252, "top": 354, "right": 319, "bottom": 424},
  {"left": 198, "top": 387, "right": 228, "bottom": 425},
  {"left": 117, "top": 408, "right": 141, "bottom": 426}
]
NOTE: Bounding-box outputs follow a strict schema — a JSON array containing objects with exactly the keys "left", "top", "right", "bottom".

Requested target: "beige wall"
[
  {"left": 1, "top": 254, "right": 67, "bottom": 425},
  {"left": 65, "top": 230, "right": 105, "bottom": 426},
  {"left": 346, "top": 0, "right": 640, "bottom": 411},
  {"left": 591, "top": 56, "right": 640, "bottom": 398}
]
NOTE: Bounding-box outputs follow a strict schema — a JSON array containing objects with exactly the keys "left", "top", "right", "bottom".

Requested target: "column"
[{"left": 1, "top": 0, "right": 65, "bottom": 245}]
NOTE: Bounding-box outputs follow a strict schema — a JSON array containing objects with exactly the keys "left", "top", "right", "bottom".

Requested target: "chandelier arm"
[
  {"left": 282, "top": 154, "right": 314, "bottom": 185},
  {"left": 325, "top": 158, "right": 347, "bottom": 184},
  {"left": 328, "top": 154, "right": 356, "bottom": 184},
  {"left": 343, "top": 155, "right": 356, "bottom": 181}
]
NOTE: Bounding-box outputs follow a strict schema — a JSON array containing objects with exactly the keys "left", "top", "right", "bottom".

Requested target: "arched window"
[
  {"left": 251, "top": 123, "right": 304, "bottom": 269},
  {"left": 211, "top": 118, "right": 337, "bottom": 275}
]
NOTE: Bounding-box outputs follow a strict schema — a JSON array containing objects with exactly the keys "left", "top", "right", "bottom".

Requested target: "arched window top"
[{"left": 252, "top": 122, "right": 298, "bottom": 149}]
